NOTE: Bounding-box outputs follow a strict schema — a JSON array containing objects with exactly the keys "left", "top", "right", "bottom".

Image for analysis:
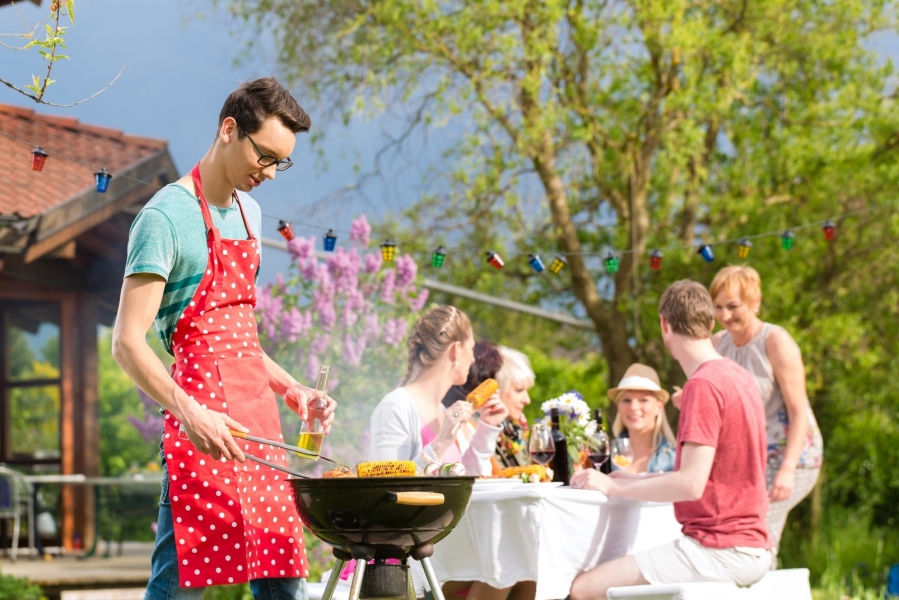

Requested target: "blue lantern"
[
  {"left": 94, "top": 168, "right": 112, "bottom": 193},
  {"left": 323, "top": 229, "right": 337, "bottom": 252},
  {"left": 529, "top": 254, "right": 545, "bottom": 273},
  {"left": 698, "top": 244, "right": 715, "bottom": 263}
]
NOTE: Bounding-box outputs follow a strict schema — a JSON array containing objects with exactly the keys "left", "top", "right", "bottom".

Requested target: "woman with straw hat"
[{"left": 608, "top": 364, "right": 677, "bottom": 474}]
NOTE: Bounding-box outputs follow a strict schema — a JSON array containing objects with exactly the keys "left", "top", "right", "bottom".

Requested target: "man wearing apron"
[{"left": 113, "top": 77, "right": 336, "bottom": 599}]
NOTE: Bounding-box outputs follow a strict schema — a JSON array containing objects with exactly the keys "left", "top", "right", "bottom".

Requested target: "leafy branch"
[{"left": 0, "top": 0, "right": 124, "bottom": 107}]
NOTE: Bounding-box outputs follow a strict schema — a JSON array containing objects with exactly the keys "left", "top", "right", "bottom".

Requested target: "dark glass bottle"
[
  {"left": 549, "top": 408, "right": 570, "bottom": 485},
  {"left": 595, "top": 408, "right": 613, "bottom": 474}
]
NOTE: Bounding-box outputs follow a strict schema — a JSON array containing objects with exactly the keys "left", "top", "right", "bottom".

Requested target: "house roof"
[{"left": 0, "top": 102, "right": 168, "bottom": 219}]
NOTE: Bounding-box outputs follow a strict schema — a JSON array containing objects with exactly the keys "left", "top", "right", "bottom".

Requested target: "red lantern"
[
  {"left": 277, "top": 220, "right": 295, "bottom": 242},
  {"left": 486, "top": 251, "right": 505, "bottom": 270},
  {"left": 31, "top": 147, "right": 48, "bottom": 171},
  {"left": 822, "top": 220, "right": 836, "bottom": 241},
  {"left": 649, "top": 249, "right": 663, "bottom": 271}
]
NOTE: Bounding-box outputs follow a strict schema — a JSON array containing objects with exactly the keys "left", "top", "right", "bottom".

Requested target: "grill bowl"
[{"left": 289, "top": 476, "right": 475, "bottom": 555}]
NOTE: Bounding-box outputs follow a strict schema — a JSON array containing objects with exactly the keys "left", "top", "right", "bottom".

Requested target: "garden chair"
[{"left": 0, "top": 464, "right": 35, "bottom": 561}]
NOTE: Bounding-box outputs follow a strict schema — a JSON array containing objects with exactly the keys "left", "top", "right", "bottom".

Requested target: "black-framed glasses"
[{"left": 237, "top": 124, "right": 293, "bottom": 171}]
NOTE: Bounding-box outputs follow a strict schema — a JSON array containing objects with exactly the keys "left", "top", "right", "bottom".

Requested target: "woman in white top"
[
  {"left": 708, "top": 266, "right": 823, "bottom": 564},
  {"left": 368, "top": 305, "right": 508, "bottom": 475}
]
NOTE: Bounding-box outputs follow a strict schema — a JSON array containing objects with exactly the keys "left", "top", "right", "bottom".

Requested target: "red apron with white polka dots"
[{"left": 161, "top": 164, "right": 308, "bottom": 589}]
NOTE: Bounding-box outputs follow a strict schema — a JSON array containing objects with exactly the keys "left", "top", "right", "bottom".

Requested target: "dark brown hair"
[
  {"left": 442, "top": 340, "right": 502, "bottom": 407},
  {"left": 402, "top": 305, "right": 473, "bottom": 385},
  {"left": 658, "top": 280, "right": 715, "bottom": 339},
  {"left": 219, "top": 77, "right": 311, "bottom": 135}
]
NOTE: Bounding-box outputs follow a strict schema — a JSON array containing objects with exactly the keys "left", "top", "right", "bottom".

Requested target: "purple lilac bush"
[{"left": 255, "top": 215, "right": 428, "bottom": 468}]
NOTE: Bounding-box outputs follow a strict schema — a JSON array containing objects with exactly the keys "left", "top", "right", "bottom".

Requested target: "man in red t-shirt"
[{"left": 570, "top": 280, "right": 772, "bottom": 600}]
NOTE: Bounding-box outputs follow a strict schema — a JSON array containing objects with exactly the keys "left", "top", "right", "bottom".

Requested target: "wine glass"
[
  {"left": 581, "top": 431, "right": 610, "bottom": 470},
  {"left": 611, "top": 438, "right": 634, "bottom": 470},
  {"left": 529, "top": 423, "right": 555, "bottom": 466}
]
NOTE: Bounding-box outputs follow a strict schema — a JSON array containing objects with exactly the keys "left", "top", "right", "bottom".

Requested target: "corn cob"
[
  {"left": 356, "top": 460, "right": 418, "bottom": 478},
  {"left": 497, "top": 464, "right": 550, "bottom": 482},
  {"left": 467, "top": 378, "right": 499, "bottom": 409}
]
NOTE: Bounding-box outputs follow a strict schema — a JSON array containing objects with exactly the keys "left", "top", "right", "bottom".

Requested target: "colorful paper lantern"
[
  {"left": 431, "top": 246, "right": 446, "bottom": 268},
  {"left": 698, "top": 244, "right": 715, "bottom": 263},
  {"left": 781, "top": 229, "right": 795, "bottom": 250},
  {"left": 486, "top": 251, "right": 505, "bottom": 270},
  {"left": 822, "top": 220, "right": 836, "bottom": 241},
  {"left": 649, "top": 249, "right": 663, "bottom": 271},
  {"left": 323, "top": 229, "right": 337, "bottom": 251},
  {"left": 278, "top": 220, "right": 295, "bottom": 242},
  {"left": 380, "top": 240, "right": 396, "bottom": 262},
  {"left": 737, "top": 237, "right": 753, "bottom": 259},
  {"left": 529, "top": 254, "right": 546, "bottom": 273},
  {"left": 94, "top": 168, "right": 112, "bottom": 193},
  {"left": 549, "top": 256, "right": 566, "bottom": 274},
  {"left": 31, "top": 147, "right": 48, "bottom": 171},
  {"left": 604, "top": 251, "right": 620, "bottom": 274}
]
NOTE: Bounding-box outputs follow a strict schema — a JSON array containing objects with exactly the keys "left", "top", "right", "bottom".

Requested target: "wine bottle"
[
  {"left": 594, "top": 408, "right": 612, "bottom": 474},
  {"left": 549, "top": 408, "right": 570, "bottom": 485},
  {"left": 297, "top": 365, "right": 330, "bottom": 458}
]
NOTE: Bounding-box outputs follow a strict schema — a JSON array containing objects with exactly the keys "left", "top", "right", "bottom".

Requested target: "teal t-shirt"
[{"left": 124, "top": 183, "right": 263, "bottom": 355}]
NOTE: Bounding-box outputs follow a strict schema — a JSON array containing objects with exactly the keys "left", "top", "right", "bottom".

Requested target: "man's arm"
[
  {"left": 261, "top": 351, "right": 336, "bottom": 434},
  {"left": 570, "top": 442, "right": 716, "bottom": 502},
  {"left": 111, "top": 274, "right": 247, "bottom": 461}
]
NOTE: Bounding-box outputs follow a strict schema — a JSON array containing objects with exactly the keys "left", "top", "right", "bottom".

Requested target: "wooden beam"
[
  {"left": 59, "top": 294, "right": 77, "bottom": 550},
  {"left": 46, "top": 240, "right": 76, "bottom": 259},
  {"left": 24, "top": 179, "right": 161, "bottom": 264}
]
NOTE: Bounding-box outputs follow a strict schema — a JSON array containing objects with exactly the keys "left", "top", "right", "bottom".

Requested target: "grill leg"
[
  {"left": 419, "top": 557, "right": 446, "bottom": 600},
  {"left": 320, "top": 558, "right": 346, "bottom": 600},
  {"left": 347, "top": 558, "right": 367, "bottom": 600}
]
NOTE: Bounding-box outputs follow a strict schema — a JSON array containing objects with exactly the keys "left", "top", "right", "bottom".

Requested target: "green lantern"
[
  {"left": 781, "top": 230, "right": 795, "bottom": 250},
  {"left": 431, "top": 246, "right": 446, "bottom": 268},
  {"left": 604, "top": 251, "right": 620, "bottom": 274}
]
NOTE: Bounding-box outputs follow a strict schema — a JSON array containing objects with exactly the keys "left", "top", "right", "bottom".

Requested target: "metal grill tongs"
[{"left": 227, "top": 429, "right": 349, "bottom": 475}]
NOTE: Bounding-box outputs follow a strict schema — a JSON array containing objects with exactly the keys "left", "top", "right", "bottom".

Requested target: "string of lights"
[{"left": 6, "top": 128, "right": 894, "bottom": 276}]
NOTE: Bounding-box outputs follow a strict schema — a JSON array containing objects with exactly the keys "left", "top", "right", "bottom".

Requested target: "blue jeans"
[{"left": 144, "top": 467, "right": 308, "bottom": 600}]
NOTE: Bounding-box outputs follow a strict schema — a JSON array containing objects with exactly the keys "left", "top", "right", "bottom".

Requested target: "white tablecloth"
[{"left": 429, "top": 482, "right": 684, "bottom": 600}]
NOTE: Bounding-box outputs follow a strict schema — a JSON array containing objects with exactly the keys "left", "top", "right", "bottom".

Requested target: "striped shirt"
[{"left": 124, "top": 183, "right": 262, "bottom": 355}]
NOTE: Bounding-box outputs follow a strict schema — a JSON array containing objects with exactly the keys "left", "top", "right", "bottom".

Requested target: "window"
[{"left": 0, "top": 300, "right": 62, "bottom": 469}]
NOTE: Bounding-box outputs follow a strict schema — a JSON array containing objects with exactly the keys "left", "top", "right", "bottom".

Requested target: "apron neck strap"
[{"left": 190, "top": 163, "right": 256, "bottom": 239}]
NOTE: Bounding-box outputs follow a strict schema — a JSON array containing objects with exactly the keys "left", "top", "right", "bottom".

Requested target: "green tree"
[
  {"left": 222, "top": 0, "right": 899, "bottom": 529},
  {"left": 221, "top": 0, "right": 898, "bottom": 383}
]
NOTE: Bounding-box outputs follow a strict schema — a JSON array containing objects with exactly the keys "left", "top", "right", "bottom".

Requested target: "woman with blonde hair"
[
  {"left": 608, "top": 363, "right": 677, "bottom": 473},
  {"left": 709, "top": 265, "right": 823, "bottom": 562},
  {"left": 368, "top": 305, "right": 508, "bottom": 475}
]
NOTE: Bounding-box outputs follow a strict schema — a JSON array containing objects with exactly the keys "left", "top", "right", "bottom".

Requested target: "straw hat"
[{"left": 607, "top": 363, "right": 670, "bottom": 403}]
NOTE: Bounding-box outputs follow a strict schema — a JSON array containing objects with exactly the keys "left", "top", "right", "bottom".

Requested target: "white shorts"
[{"left": 633, "top": 536, "right": 772, "bottom": 588}]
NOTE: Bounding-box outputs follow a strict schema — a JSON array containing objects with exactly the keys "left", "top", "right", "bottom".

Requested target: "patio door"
[{"left": 0, "top": 300, "right": 62, "bottom": 471}]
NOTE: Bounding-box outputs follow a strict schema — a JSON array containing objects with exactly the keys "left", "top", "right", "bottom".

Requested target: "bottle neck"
[
  {"left": 315, "top": 366, "right": 332, "bottom": 392},
  {"left": 550, "top": 408, "right": 561, "bottom": 429}
]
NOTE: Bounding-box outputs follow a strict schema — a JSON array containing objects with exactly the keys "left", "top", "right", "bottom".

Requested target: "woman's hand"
[
  {"left": 476, "top": 393, "right": 509, "bottom": 427},
  {"left": 440, "top": 400, "right": 474, "bottom": 442},
  {"left": 180, "top": 405, "right": 247, "bottom": 462},
  {"left": 769, "top": 464, "right": 795, "bottom": 501},
  {"left": 283, "top": 382, "right": 337, "bottom": 434},
  {"left": 671, "top": 386, "right": 683, "bottom": 409}
]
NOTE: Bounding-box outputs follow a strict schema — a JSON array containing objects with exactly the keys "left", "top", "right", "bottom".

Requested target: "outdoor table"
[
  {"left": 22, "top": 473, "right": 162, "bottom": 559},
  {"left": 428, "top": 480, "right": 684, "bottom": 600}
]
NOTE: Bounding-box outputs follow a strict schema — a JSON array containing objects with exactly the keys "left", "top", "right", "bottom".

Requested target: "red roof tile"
[{"left": 0, "top": 102, "right": 169, "bottom": 218}]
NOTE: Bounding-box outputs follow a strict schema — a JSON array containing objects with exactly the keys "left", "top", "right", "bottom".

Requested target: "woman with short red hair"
[{"left": 709, "top": 266, "right": 823, "bottom": 565}]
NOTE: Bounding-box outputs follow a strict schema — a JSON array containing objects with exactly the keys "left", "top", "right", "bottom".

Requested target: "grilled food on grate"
[{"left": 356, "top": 460, "right": 418, "bottom": 478}]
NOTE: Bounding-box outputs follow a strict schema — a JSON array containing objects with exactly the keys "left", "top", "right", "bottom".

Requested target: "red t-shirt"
[{"left": 674, "top": 358, "right": 772, "bottom": 549}]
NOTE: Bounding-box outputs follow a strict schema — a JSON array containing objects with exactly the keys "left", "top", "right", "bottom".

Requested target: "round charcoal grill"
[{"left": 290, "top": 475, "right": 475, "bottom": 600}]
